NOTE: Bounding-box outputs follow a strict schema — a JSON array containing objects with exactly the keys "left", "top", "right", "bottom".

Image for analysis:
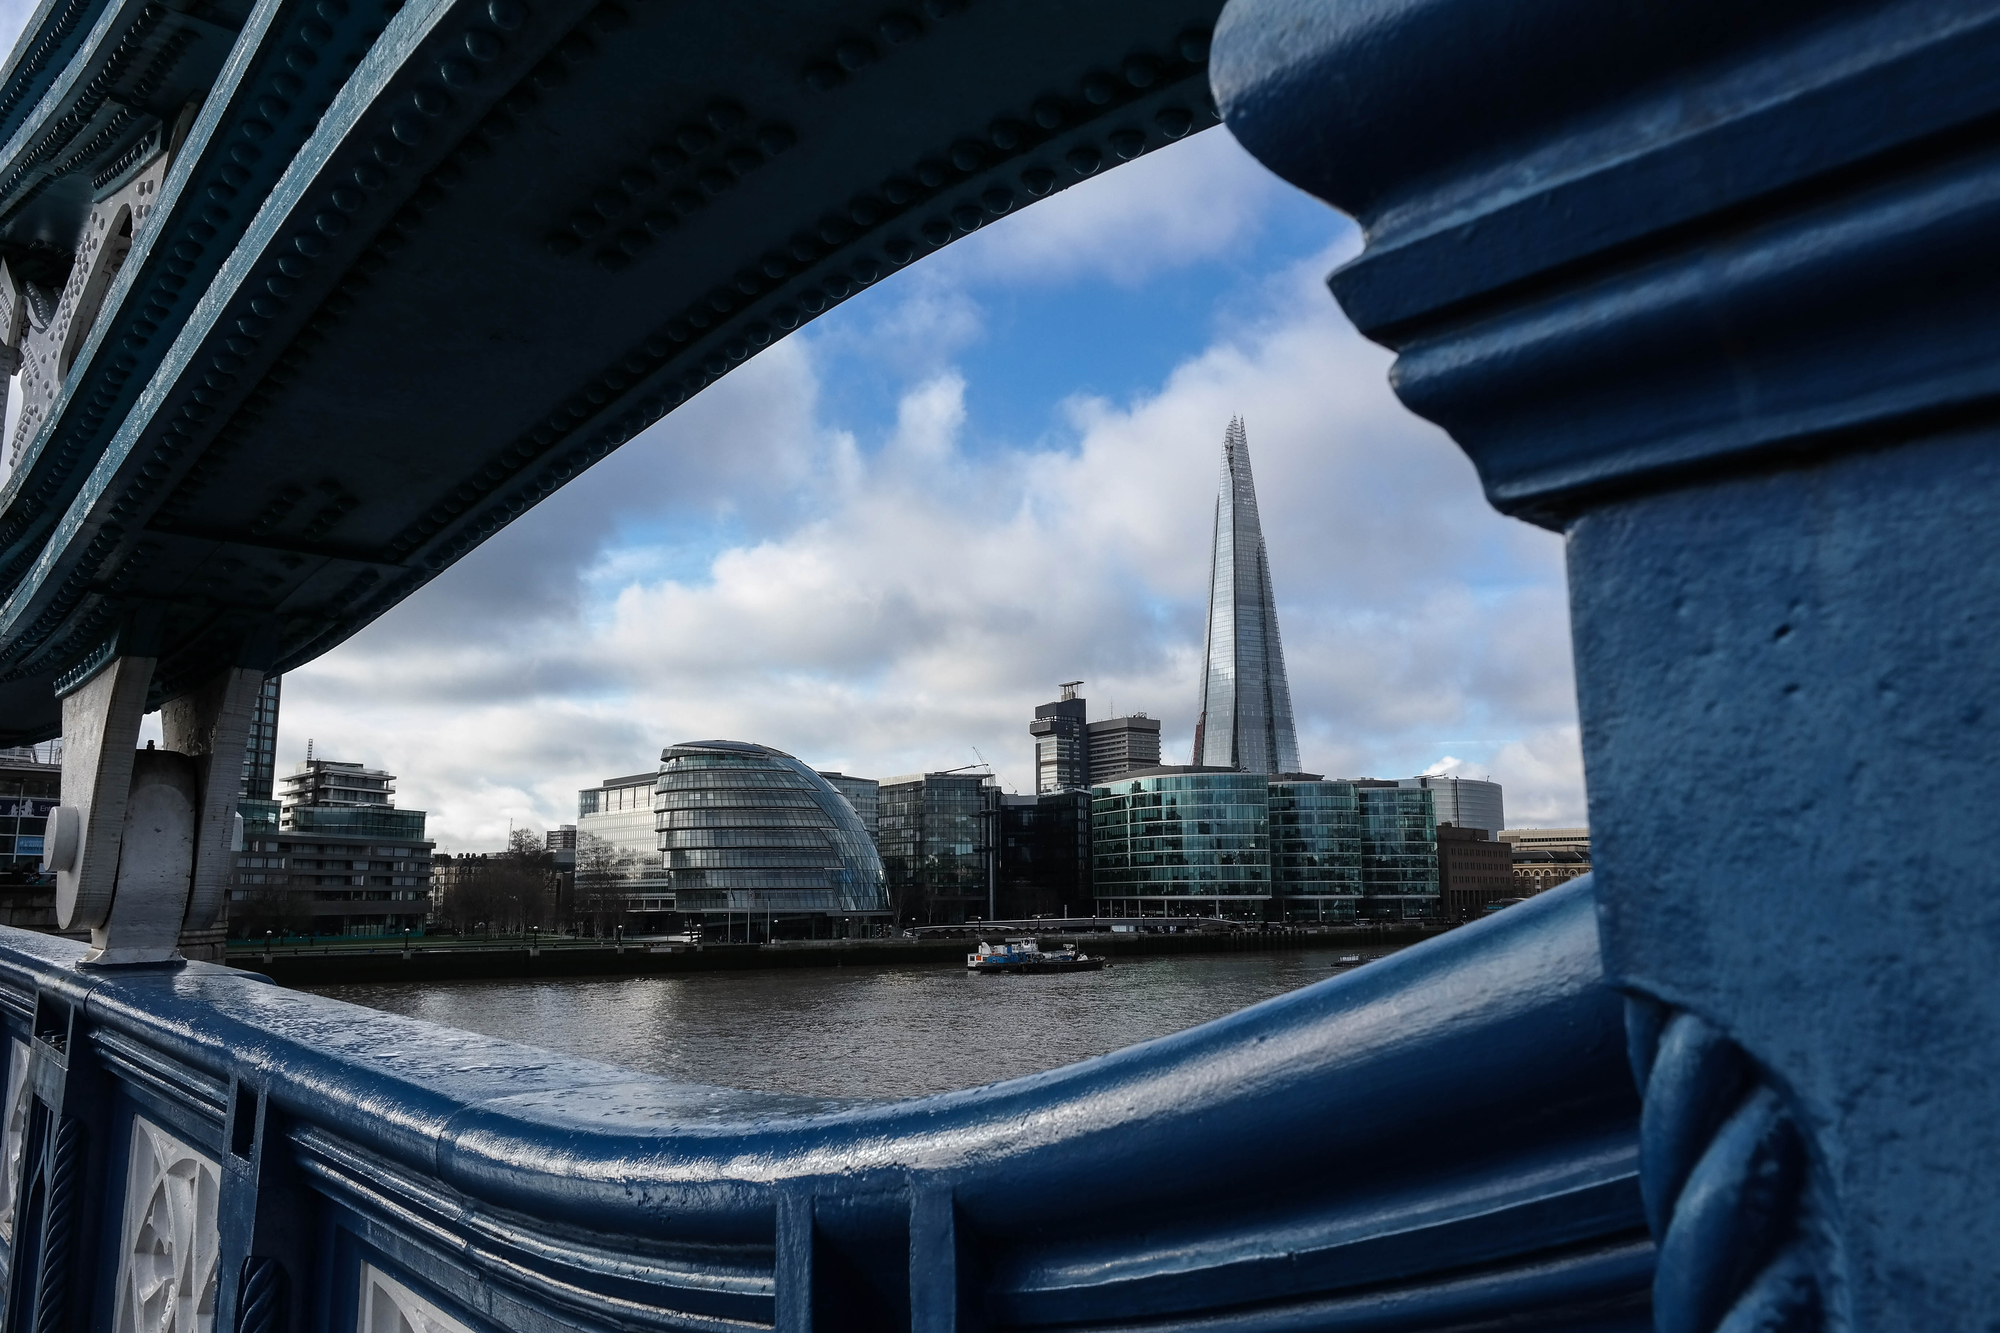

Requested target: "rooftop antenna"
[{"left": 1059, "top": 680, "right": 1083, "bottom": 701}]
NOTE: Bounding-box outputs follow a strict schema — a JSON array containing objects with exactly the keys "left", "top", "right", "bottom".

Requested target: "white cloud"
[
  {"left": 282, "top": 221, "right": 1585, "bottom": 848},
  {"left": 934, "top": 127, "right": 1289, "bottom": 288}
]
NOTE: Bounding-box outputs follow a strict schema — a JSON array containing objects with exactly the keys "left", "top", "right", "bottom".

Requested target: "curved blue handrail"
[{"left": 4, "top": 877, "right": 1647, "bottom": 1329}]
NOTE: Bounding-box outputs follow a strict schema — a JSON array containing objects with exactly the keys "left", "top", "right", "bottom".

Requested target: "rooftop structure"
[
  {"left": 279, "top": 759, "right": 395, "bottom": 812},
  {"left": 1500, "top": 828, "right": 1591, "bottom": 853},
  {"left": 1401, "top": 775, "right": 1505, "bottom": 839},
  {"left": 1191, "top": 418, "right": 1300, "bottom": 774}
]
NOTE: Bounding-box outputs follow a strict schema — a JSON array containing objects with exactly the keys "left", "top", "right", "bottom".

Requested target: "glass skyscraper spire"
[{"left": 1192, "top": 417, "right": 1300, "bottom": 774}]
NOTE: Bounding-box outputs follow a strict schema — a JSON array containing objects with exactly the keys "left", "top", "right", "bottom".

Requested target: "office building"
[
  {"left": 658, "top": 740, "right": 888, "bottom": 936},
  {"left": 1086, "top": 714, "right": 1161, "bottom": 784},
  {"left": 1400, "top": 775, "right": 1504, "bottom": 838},
  {"left": 1030, "top": 684, "right": 1089, "bottom": 792},
  {"left": 1500, "top": 828, "right": 1591, "bottom": 853},
  {"left": 1090, "top": 767, "right": 1272, "bottom": 919},
  {"left": 1269, "top": 776, "right": 1362, "bottom": 921},
  {"left": 1355, "top": 782, "right": 1440, "bottom": 917},
  {"left": 1437, "top": 824, "right": 1518, "bottom": 920},
  {"left": 817, "top": 772, "right": 881, "bottom": 843},
  {"left": 878, "top": 771, "right": 995, "bottom": 925},
  {"left": 233, "top": 758, "right": 434, "bottom": 936},
  {"left": 577, "top": 771, "right": 672, "bottom": 912},
  {"left": 997, "top": 789, "right": 1091, "bottom": 919},
  {"left": 1191, "top": 417, "right": 1300, "bottom": 775},
  {"left": 1091, "top": 770, "right": 1440, "bottom": 921},
  {"left": 239, "top": 674, "right": 281, "bottom": 801}
]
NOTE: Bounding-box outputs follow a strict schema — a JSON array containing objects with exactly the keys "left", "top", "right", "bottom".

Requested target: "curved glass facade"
[
  {"left": 1269, "top": 779, "right": 1362, "bottom": 920},
  {"left": 656, "top": 740, "right": 888, "bottom": 919},
  {"left": 1090, "top": 771, "right": 1270, "bottom": 918}
]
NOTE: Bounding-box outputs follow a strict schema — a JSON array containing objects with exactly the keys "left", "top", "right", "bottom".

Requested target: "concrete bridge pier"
[{"left": 46, "top": 655, "right": 256, "bottom": 966}]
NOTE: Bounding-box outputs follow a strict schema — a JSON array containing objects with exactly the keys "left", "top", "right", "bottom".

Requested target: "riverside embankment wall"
[{"left": 231, "top": 926, "right": 1452, "bottom": 987}]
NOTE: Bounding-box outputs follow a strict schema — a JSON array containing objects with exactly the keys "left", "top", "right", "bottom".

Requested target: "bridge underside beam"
[{"left": 0, "top": 0, "right": 1225, "bottom": 740}]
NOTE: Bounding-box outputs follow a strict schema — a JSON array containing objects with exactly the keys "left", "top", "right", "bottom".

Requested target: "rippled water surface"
[{"left": 308, "top": 946, "right": 1405, "bottom": 1100}]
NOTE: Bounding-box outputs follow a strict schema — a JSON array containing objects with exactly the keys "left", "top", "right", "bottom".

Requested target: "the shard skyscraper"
[{"left": 1192, "top": 417, "right": 1301, "bottom": 774}]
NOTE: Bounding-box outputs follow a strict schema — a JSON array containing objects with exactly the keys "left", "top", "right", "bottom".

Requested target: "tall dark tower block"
[
  {"left": 239, "top": 674, "right": 281, "bottom": 801},
  {"left": 1030, "top": 682, "right": 1089, "bottom": 792}
]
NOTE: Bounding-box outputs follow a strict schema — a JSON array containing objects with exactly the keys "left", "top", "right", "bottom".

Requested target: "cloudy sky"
[{"left": 79, "top": 53, "right": 1585, "bottom": 849}]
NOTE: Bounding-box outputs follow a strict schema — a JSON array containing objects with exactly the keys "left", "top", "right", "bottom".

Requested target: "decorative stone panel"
[
  {"left": 0, "top": 1038, "right": 27, "bottom": 1245},
  {"left": 112, "top": 1115, "right": 221, "bottom": 1333},
  {"left": 358, "top": 1266, "right": 473, "bottom": 1333}
]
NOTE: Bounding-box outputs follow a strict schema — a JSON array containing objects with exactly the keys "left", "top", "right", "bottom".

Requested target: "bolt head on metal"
[{"left": 43, "top": 805, "right": 79, "bottom": 873}]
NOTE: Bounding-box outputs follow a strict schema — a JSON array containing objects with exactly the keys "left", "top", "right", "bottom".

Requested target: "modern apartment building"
[
  {"left": 279, "top": 758, "right": 397, "bottom": 814},
  {"left": 232, "top": 758, "right": 434, "bottom": 937}
]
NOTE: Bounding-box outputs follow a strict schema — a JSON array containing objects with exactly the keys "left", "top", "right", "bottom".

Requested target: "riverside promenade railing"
[{"left": 2, "top": 879, "right": 1646, "bottom": 1332}]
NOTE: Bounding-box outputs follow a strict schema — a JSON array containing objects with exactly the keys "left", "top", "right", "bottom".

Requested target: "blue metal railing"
[{"left": 0, "top": 877, "right": 1644, "bottom": 1331}]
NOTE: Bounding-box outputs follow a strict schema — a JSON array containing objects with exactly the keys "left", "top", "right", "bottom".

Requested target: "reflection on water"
[{"left": 307, "top": 946, "right": 1403, "bottom": 1100}]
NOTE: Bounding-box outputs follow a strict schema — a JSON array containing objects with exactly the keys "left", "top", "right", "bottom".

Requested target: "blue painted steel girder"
[{"left": 0, "top": 0, "right": 1224, "bottom": 741}]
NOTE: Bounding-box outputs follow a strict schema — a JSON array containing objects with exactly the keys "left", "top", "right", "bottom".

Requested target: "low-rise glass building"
[
  {"left": 657, "top": 740, "right": 889, "bottom": 938},
  {"left": 1090, "top": 769, "right": 1271, "bottom": 919},
  {"left": 1091, "top": 770, "right": 1439, "bottom": 921}
]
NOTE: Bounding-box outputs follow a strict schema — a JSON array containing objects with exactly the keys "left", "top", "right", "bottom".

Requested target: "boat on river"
[{"left": 968, "top": 938, "right": 1106, "bottom": 974}]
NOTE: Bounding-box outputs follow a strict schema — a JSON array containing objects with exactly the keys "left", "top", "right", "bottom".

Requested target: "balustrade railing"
[{"left": 0, "top": 877, "right": 1644, "bottom": 1332}]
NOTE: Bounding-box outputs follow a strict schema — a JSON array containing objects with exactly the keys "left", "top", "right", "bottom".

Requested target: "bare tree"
[
  {"left": 573, "top": 831, "right": 636, "bottom": 937},
  {"left": 229, "top": 882, "right": 313, "bottom": 939}
]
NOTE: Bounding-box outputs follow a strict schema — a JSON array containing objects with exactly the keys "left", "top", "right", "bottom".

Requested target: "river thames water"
[{"left": 308, "top": 945, "right": 1403, "bottom": 1100}]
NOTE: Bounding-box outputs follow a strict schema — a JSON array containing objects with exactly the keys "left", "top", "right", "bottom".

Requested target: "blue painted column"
[{"left": 1215, "top": 1, "right": 2000, "bottom": 1328}]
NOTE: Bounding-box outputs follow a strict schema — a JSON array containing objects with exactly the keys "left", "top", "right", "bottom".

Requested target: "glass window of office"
[
  {"left": 1270, "top": 779, "right": 1362, "bottom": 921},
  {"left": 1089, "top": 772, "right": 1270, "bottom": 920},
  {"left": 1359, "top": 786, "right": 1439, "bottom": 919}
]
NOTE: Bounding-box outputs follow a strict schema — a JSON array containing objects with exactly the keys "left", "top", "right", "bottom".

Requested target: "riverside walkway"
[{"left": 0, "top": 0, "right": 1994, "bottom": 1329}]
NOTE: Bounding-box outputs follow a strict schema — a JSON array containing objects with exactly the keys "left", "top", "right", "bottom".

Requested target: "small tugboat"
[{"left": 967, "top": 938, "right": 1106, "bottom": 974}]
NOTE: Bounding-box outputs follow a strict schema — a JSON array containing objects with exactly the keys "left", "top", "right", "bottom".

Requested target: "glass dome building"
[{"left": 656, "top": 740, "right": 889, "bottom": 937}]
